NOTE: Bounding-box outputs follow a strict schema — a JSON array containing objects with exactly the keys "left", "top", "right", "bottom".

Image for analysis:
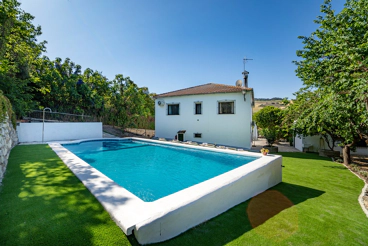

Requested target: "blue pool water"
[{"left": 62, "top": 140, "right": 258, "bottom": 202}]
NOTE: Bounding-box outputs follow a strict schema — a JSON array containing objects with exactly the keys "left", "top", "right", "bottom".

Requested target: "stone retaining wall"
[{"left": 0, "top": 115, "right": 18, "bottom": 183}]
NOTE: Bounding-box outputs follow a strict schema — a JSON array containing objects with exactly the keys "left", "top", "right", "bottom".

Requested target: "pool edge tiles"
[
  {"left": 49, "top": 138, "right": 282, "bottom": 244},
  {"left": 48, "top": 141, "right": 150, "bottom": 235}
]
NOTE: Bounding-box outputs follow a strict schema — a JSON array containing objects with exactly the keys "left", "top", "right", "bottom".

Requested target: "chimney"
[{"left": 242, "top": 70, "right": 249, "bottom": 88}]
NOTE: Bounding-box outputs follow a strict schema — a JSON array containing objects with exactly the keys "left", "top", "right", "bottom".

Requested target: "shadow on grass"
[
  {"left": 0, "top": 144, "right": 129, "bottom": 245},
  {"left": 323, "top": 165, "right": 347, "bottom": 169},
  {"left": 150, "top": 182, "right": 324, "bottom": 246},
  {"left": 279, "top": 152, "right": 330, "bottom": 161}
]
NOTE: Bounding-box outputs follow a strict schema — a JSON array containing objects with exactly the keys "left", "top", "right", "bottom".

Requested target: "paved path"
[
  {"left": 102, "top": 132, "right": 300, "bottom": 153},
  {"left": 103, "top": 132, "right": 119, "bottom": 138},
  {"left": 251, "top": 138, "right": 300, "bottom": 153}
]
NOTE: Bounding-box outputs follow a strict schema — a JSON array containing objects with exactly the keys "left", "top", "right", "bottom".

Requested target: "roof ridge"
[
  {"left": 212, "top": 83, "right": 247, "bottom": 89},
  {"left": 155, "top": 83, "right": 253, "bottom": 98},
  {"left": 157, "top": 83, "right": 213, "bottom": 96}
]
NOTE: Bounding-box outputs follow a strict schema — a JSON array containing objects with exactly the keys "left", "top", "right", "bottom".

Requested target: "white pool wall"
[
  {"left": 17, "top": 122, "right": 102, "bottom": 142},
  {"left": 134, "top": 150, "right": 282, "bottom": 244},
  {"left": 49, "top": 138, "right": 282, "bottom": 245}
]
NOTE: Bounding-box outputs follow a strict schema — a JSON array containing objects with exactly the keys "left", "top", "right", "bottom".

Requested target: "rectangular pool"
[
  {"left": 49, "top": 138, "right": 282, "bottom": 244},
  {"left": 62, "top": 139, "right": 258, "bottom": 202}
]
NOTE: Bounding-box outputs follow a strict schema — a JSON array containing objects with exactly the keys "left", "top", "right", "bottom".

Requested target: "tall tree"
[
  {"left": 108, "top": 74, "right": 150, "bottom": 128},
  {"left": 0, "top": 0, "right": 46, "bottom": 116},
  {"left": 293, "top": 0, "right": 368, "bottom": 163}
]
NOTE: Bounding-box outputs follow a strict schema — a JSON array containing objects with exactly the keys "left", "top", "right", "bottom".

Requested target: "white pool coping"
[{"left": 49, "top": 138, "right": 282, "bottom": 244}]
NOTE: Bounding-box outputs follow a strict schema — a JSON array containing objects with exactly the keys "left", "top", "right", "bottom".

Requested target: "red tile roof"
[{"left": 155, "top": 83, "right": 253, "bottom": 98}]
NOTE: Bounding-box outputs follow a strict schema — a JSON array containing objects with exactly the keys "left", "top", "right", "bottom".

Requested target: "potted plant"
[{"left": 260, "top": 148, "right": 269, "bottom": 155}]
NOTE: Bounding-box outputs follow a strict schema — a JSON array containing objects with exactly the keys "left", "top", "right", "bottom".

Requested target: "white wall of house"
[
  {"left": 17, "top": 122, "right": 102, "bottom": 143},
  {"left": 252, "top": 123, "right": 258, "bottom": 141},
  {"left": 155, "top": 92, "right": 253, "bottom": 148}
]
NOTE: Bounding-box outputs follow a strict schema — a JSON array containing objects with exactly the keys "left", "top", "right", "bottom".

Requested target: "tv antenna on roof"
[
  {"left": 242, "top": 56, "right": 253, "bottom": 88},
  {"left": 243, "top": 56, "right": 253, "bottom": 71}
]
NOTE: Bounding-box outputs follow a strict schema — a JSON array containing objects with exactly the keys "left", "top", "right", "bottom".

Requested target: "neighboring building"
[
  {"left": 154, "top": 76, "right": 255, "bottom": 148},
  {"left": 294, "top": 134, "right": 333, "bottom": 153},
  {"left": 295, "top": 134, "right": 368, "bottom": 155}
]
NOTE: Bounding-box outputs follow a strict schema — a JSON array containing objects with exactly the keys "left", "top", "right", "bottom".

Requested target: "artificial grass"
[
  {"left": 1, "top": 146, "right": 367, "bottom": 245},
  {"left": 0, "top": 145, "right": 130, "bottom": 245},
  {"left": 158, "top": 152, "right": 368, "bottom": 246}
]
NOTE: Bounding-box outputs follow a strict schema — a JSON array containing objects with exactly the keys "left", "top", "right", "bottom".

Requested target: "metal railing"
[{"left": 24, "top": 110, "right": 98, "bottom": 123}]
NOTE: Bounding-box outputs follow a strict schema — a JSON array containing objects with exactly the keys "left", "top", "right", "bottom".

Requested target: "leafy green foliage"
[
  {"left": 254, "top": 106, "right": 283, "bottom": 146},
  {"left": 261, "top": 128, "right": 278, "bottom": 146},
  {"left": 0, "top": 0, "right": 46, "bottom": 117},
  {"left": 0, "top": 90, "right": 16, "bottom": 128},
  {"left": 292, "top": 0, "right": 368, "bottom": 163},
  {"left": 253, "top": 106, "right": 282, "bottom": 129}
]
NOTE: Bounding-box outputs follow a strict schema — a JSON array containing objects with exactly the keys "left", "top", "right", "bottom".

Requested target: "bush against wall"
[{"left": 0, "top": 90, "right": 16, "bottom": 128}]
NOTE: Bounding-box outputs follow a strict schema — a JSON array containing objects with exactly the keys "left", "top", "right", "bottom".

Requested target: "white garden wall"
[
  {"left": 17, "top": 122, "right": 102, "bottom": 143},
  {"left": 351, "top": 147, "right": 368, "bottom": 156},
  {"left": 295, "top": 134, "right": 335, "bottom": 152},
  {"left": 295, "top": 134, "right": 368, "bottom": 156},
  {"left": 294, "top": 134, "right": 303, "bottom": 151}
]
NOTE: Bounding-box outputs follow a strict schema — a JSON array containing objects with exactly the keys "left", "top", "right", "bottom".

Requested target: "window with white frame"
[
  {"left": 218, "top": 101, "right": 234, "bottom": 114},
  {"left": 195, "top": 102, "right": 202, "bottom": 115},
  {"left": 168, "top": 104, "right": 180, "bottom": 115},
  {"left": 194, "top": 133, "right": 202, "bottom": 138}
]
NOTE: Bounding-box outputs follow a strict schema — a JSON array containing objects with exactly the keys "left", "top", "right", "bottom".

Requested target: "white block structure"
[{"left": 17, "top": 122, "right": 102, "bottom": 142}]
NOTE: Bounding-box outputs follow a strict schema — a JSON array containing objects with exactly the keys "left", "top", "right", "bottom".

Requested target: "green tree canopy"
[
  {"left": 254, "top": 106, "right": 282, "bottom": 129},
  {"left": 0, "top": 0, "right": 46, "bottom": 116},
  {"left": 254, "top": 106, "right": 283, "bottom": 146},
  {"left": 293, "top": 0, "right": 368, "bottom": 163}
]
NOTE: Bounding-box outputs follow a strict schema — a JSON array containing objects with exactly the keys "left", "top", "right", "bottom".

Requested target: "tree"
[
  {"left": 293, "top": 0, "right": 368, "bottom": 164},
  {"left": 107, "top": 74, "right": 151, "bottom": 129},
  {"left": 284, "top": 89, "right": 342, "bottom": 151},
  {"left": 254, "top": 106, "right": 283, "bottom": 146},
  {"left": 0, "top": 0, "right": 46, "bottom": 116}
]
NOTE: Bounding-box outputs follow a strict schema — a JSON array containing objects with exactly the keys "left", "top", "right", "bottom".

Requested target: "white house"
[{"left": 155, "top": 80, "right": 255, "bottom": 148}]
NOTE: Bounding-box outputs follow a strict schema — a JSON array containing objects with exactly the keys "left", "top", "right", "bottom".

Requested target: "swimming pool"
[
  {"left": 62, "top": 139, "right": 258, "bottom": 202},
  {"left": 50, "top": 138, "right": 282, "bottom": 244}
]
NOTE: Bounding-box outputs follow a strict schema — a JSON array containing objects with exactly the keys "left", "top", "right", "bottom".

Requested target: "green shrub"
[{"left": 0, "top": 90, "right": 16, "bottom": 128}]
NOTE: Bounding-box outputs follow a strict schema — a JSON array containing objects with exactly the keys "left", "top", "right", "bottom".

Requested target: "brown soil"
[
  {"left": 346, "top": 156, "right": 368, "bottom": 211},
  {"left": 346, "top": 156, "right": 368, "bottom": 183}
]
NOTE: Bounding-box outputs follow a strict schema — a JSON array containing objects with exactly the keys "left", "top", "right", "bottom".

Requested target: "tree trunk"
[{"left": 343, "top": 145, "right": 351, "bottom": 164}]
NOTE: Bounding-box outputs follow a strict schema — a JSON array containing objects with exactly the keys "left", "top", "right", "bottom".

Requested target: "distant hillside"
[
  {"left": 253, "top": 99, "right": 288, "bottom": 113},
  {"left": 254, "top": 97, "right": 283, "bottom": 101}
]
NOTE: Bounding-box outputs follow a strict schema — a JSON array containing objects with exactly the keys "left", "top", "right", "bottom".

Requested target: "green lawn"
[{"left": 0, "top": 145, "right": 367, "bottom": 245}]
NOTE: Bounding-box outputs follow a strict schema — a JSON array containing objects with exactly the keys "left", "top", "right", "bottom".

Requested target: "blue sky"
[{"left": 19, "top": 0, "right": 345, "bottom": 99}]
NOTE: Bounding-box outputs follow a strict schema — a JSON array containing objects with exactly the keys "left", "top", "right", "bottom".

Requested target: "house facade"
[{"left": 155, "top": 82, "right": 254, "bottom": 148}]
